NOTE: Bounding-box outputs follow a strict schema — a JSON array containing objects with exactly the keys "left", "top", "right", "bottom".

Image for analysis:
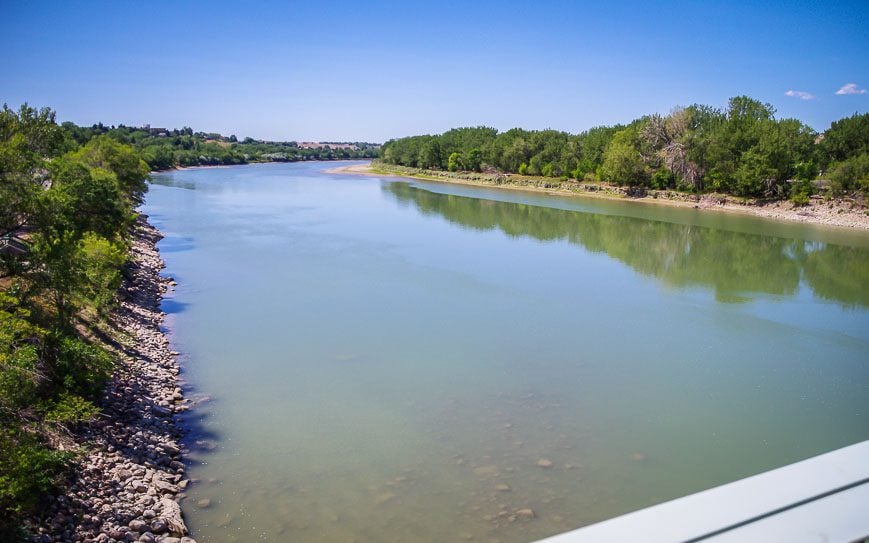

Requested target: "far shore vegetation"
[
  {"left": 62, "top": 123, "right": 379, "bottom": 171},
  {"left": 380, "top": 97, "right": 868, "bottom": 205}
]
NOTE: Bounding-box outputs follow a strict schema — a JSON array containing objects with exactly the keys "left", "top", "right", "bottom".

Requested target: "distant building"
[
  {"left": 298, "top": 142, "right": 359, "bottom": 151},
  {"left": 143, "top": 124, "right": 169, "bottom": 136}
]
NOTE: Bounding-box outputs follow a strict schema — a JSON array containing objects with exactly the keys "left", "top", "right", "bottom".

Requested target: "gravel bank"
[
  {"left": 334, "top": 163, "right": 869, "bottom": 230},
  {"left": 29, "top": 215, "right": 197, "bottom": 543}
]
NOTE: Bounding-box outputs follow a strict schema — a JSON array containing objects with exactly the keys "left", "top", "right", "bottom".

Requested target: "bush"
[
  {"left": 43, "top": 392, "right": 99, "bottom": 425},
  {"left": 0, "top": 427, "right": 72, "bottom": 538},
  {"left": 50, "top": 335, "right": 113, "bottom": 399},
  {"left": 828, "top": 152, "right": 869, "bottom": 196},
  {"left": 790, "top": 192, "right": 810, "bottom": 206}
]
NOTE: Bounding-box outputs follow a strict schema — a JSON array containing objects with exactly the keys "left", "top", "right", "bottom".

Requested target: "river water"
[{"left": 144, "top": 161, "right": 869, "bottom": 543}]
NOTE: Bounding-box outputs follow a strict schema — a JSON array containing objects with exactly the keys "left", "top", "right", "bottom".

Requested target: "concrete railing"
[{"left": 536, "top": 440, "right": 869, "bottom": 543}]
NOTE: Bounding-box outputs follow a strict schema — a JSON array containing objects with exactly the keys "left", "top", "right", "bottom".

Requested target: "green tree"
[
  {"left": 69, "top": 136, "right": 150, "bottom": 201},
  {"left": 600, "top": 128, "right": 647, "bottom": 186},
  {"left": 447, "top": 152, "right": 462, "bottom": 172},
  {"left": 819, "top": 113, "right": 869, "bottom": 167},
  {"left": 828, "top": 153, "right": 869, "bottom": 195},
  {"left": 465, "top": 148, "right": 483, "bottom": 172}
]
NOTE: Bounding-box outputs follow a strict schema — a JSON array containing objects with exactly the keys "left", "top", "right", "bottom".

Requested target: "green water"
[{"left": 144, "top": 161, "right": 869, "bottom": 543}]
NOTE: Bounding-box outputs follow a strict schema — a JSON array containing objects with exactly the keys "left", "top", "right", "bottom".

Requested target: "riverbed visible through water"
[{"left": 144, "top": 161, "right": 869, "bottom": 543}]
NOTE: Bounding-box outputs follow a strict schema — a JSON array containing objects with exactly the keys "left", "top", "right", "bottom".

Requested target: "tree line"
[
  {"left": 1, "top": 105, "right": 153, "bottom": 537},
  {"left": 62, "top": 123, "right": 380, "bottom": 171},
  {"left": 380, "top": 97, "right": 868, "bottom": 202}
]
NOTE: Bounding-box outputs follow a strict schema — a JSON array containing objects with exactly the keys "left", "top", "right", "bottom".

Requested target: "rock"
[
  {"left": 152, "top": 405, "right": 172, "bottom": 417},
  {"left": 153, "top": 477, "right": 180, "bottom": 494},
  {"left": 472, "top": 465, "right": 499, "bottom": 477},
  {"left": 19, "top": 219, "right": 194, "bottom": 543},
  {"left": 536, "top": 458, "right": 553, "bottom": 468},
  {"left": 495, "top": 483, "right": 511, "bottom": 492},
  {"left": 129, "top": 519, "right": 148, "bottom": 533},
  {"left": 374, "top": 492, "right": 395, "bottom": 505},
  {"left": 157, "top": 498, "right": 187, "bottom": 535},
  {"left": 515, "top": 508, "right": 536, "bottom": 520},
  {"left": 150, "top": 518, "right": 168, "bottom": 534},
  {"left": 195, "top": 498, "right": 211, "bottom": 508}
]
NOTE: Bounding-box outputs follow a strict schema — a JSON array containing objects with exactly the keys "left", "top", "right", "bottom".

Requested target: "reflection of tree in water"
[
  {"left": 803, "top": 244, "right": 869, "bottom": 307},
  {"left": 385, "top": 182, "right": 868, "bottom": 307}
]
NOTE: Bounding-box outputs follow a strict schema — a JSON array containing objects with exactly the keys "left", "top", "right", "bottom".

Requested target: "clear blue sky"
[{"left": 2, "top": 0, "right": 867, "bottom": 142}]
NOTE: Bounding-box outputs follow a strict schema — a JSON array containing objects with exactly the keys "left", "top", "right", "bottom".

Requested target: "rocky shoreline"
[{"left": 28, "top": 215, "right": 197, "bottom": 543}]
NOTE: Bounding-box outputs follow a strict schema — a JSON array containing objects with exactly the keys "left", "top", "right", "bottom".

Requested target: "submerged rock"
[{"left": 515, "top": 508, "right": 536, "bottom": 520}]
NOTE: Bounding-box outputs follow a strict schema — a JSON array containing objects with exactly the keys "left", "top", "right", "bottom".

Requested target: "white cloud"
[
  {"left": 785, "top": 90, "right": 815, "bottom": 100},
  {"left": 836, "top": 83, "right": 867, "bottom": 95}
]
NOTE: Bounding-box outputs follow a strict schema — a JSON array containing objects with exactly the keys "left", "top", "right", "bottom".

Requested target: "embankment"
[
  {"left": 332, "top": 163, "right": 869, "bottom": 230},
  {"left": 29, "top": 216, "right": 197, "bottom": 543}
]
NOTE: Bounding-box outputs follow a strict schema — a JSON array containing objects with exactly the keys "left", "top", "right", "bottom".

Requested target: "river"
[{"left": 144, "top": 161, "right": 869, "bottom": 543}]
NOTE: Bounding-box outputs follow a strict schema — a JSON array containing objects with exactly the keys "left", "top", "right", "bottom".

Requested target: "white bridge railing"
[{"left": 537, "top": 440, "right": 869, "bottom": 543}]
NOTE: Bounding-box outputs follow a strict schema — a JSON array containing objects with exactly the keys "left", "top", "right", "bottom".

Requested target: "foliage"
[
  {"left": 827, "top": 152, "right": 869, "bottom": 196},
  {"left": 0, "top": 428, "right": 72, "bottom": 515},
  {"left": 818, "top": 113, "right": 869, "bottom": 168},
  {"left": 0, "top": 104, "right": 138, "bottom": 533},
  {"left": 600, "top": 127, "right": 648, "bottom": 186},
  {"left": 60, "top": 121, "right": 380, "bottom": 171},
  {"left": 381, "top": 96, "right": 867, "bottom": 199}
]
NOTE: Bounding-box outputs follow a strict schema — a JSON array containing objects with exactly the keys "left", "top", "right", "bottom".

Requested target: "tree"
[
  {"left": 465, "top": 148, "right": 483, "bottom": 172},
  {"left": 600, "top": 128, "right": 647, "bottom": 186},
  {"left": 0, "top": 104, "right": 65, "bottom": 237},
  {"left": 48, "top": 158, "right": 128, "bottom": 240},
  {"left": 69, "top": 136, "right": 150, "bottom": 201},
  {"left": 819, "top": 113, "right": 869, "bottom": 167},
  {"left": 828, "top": 152, "right": 869, "bottom": 195},
  {"left": 447, "top": 152, "right": 462, "bottom": 172},
  {"left": 642, "top": 109, "right": 703, "bottom": 190},
  {"left": 417, "top": 139, "right": 442, "bottom": 169}
]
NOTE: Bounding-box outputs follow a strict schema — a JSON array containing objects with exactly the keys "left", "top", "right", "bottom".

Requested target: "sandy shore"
[
  {"left": 331, "top": 163, "right": 869, "bottom": 230},
  {"left": 27, "top": 216, "right": 197, "bottom": 543}
]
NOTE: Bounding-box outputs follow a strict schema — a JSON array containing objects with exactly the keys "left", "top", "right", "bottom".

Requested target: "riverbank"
[
  {"left": 27, "top": 216, "right": 196, "bottom": 543},
  {"left": 330, "top": 163, "right": 869, "bottom": 230},
  {"left": 151, "top": 156, "right": 374, "bottom": 175}
]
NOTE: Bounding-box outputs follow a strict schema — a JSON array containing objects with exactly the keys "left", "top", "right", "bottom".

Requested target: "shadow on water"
[
  {"left": 383, "top": 182, "right": 869, "bottom": 307},
  {"left": 160, "top": 299, "right": 189, "bottom": 315},
  {"left": 158, "top": 236, "right": 196, "bottom": 253},
  {"left": 149, "top": 176, "right": 198, "bottom": 190},
  {"left": 178, "top": 381, "right": 221, "bottom": 457}
]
